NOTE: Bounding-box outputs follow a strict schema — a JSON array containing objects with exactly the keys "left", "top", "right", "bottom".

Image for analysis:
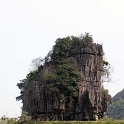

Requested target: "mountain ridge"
[{"left": 106, "top": 88, "right": 124, "bottom": 119}]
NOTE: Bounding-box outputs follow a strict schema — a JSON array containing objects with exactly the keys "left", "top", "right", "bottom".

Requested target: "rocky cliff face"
[
  {"left": 22, "top": 42, "right": 107, "bottom": 121},
  {"left": 77, "top": 43, "right": 107, "bottom": 120}
]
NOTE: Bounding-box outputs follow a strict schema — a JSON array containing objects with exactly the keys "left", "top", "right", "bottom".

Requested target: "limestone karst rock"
[{"left": 19, "top": 41, "right": 108, "bottom": 121}]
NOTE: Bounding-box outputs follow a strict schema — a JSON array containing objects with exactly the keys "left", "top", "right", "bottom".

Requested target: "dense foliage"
[{"left": 16, "top": 70, "right": 38, "bottom": 102}]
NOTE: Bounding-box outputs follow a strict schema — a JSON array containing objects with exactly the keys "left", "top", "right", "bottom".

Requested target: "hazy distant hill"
[
  {"left": 106, "top": 89, "right": 124, "bottom": 119},
  {"left": 112, "top": 89, "right": 124, "bottom": 102}
]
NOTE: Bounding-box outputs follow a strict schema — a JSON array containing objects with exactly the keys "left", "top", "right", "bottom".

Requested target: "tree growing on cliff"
[
  {"left": 16, "top": 33, "right": 112, "bottom": 121},
  {"left": 29, "top": 56, "right": 43, "bottom": 71}
]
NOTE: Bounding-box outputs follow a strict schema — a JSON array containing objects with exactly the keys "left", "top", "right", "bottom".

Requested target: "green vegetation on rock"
[{"left": 16, "top": 33, "right": 111, "bottom": 121}]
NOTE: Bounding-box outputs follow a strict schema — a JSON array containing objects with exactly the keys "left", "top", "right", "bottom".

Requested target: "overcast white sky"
[{"left": 0, "top": 0, "right": 124, "bottom": 118}]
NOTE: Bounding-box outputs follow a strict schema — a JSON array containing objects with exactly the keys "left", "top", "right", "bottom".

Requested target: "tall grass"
[{"left": 12, "top": 120, "right": 124, "bottom": 124}]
